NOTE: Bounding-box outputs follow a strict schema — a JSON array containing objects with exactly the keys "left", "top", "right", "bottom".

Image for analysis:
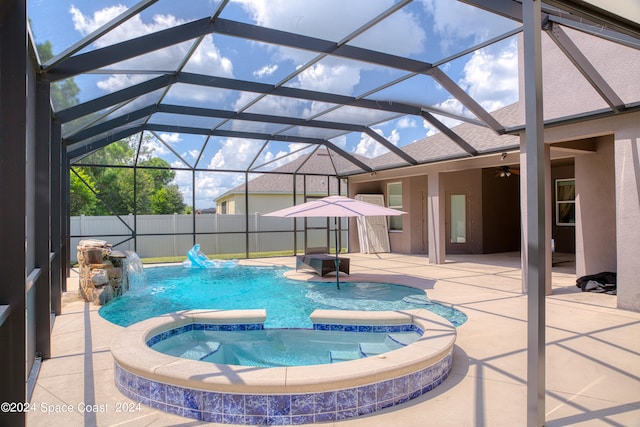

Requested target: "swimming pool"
[
  {"left": 112, "top": 309, "right": 456, "bottom": 425},
  {"left": 148, "top": 325, "right": 421, "bottom": 367},
  {"left": 99, "top": 264, "right": 467, "bottom": 328}
]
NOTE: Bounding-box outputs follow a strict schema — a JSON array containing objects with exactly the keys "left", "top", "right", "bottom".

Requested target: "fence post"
[
  {"left": 254, "top": 212, "right": 260, "bottom": 254},
  {"left": 128, "top": 214, "right": 134, "bottom": 251},
  {"left": 173, "top": 213, "right": 178, "bottom": 257}
]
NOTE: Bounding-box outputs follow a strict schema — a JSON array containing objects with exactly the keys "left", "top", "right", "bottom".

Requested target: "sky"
[{"left": 29, "top": 0, "right": 521, "bottom": 208}]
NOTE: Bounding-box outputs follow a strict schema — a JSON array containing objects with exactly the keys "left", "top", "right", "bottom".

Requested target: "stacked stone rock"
[{"left": 77, "top": 240, "right": 130, "bottom": 305}]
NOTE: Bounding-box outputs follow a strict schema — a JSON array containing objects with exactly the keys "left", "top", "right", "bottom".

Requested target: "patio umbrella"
[{"left": 264, "top": 195, "right": 406, "bottom": 289}]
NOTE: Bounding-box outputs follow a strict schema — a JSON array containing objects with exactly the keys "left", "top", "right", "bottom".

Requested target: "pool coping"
[{"left": 111, "top": 308, "right": 456, "bottom": 394}]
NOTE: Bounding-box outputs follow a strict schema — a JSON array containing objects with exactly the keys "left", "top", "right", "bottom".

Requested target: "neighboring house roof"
[
  {"left": 215, "top": 148, "right": 350, "bottom": 202},
  {"left": 370, "top": 103, "right": 522, "bottom": 168}
]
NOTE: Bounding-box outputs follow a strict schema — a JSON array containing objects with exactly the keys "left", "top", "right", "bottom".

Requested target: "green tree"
[
  {"left": 72, "top": 136, "right": 187, "bottom": 215},
  {"left": 151, "top": 185, "right": 187, "bottom": 214},
  {"left": 69, "top": 168, "right": 99, "bottom": 215}
]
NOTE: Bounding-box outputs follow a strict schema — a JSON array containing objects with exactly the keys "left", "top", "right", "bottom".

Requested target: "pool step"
[
  {"left": 180, "top": 341, "right": 220, "bottom": 361},
  {"left": 329, "top": 350, "right": 362, "bottom": 363},
  {"left": 359, "top": 333, "right": 416, "bottom": 357},
  {"left": 387, "top": 332, "right": 418, "bottom": 346}
]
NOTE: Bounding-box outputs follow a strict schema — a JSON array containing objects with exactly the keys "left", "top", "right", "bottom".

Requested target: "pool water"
[
  {"left": 149, "top": 328, "right": 421, "bottom": 367},
  {"left": 99, "top": 265, "right": 467, "bottom": 328}
]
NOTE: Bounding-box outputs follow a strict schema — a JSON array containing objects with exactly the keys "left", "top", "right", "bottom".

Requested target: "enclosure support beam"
[
  {"left": 0, "top": 1, "right": 28, "bottom": 424},
  {"left": 522, "top": 1, "right": 547, "bottom": 426}
]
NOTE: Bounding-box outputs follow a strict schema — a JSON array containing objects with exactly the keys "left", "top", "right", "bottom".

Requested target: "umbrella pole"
[{"left": 334, "top": 217, "right": 340, "bottom": 290}]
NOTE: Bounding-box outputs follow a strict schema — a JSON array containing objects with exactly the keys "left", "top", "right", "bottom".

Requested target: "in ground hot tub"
[{"left": 111, "top": 309, "right": 456, "bottom": 424}]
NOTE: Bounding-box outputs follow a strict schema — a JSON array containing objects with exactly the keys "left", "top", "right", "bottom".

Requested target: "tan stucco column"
[
  {"left": 574, "top": 137, "right": 616, "bottom": 278},
  {"left": 615, "top": 123, "right": 640, "bottom": 311},
  {"left": 428, "top": 171, "right": 446, "bottom": 264},
  {"left": 520, "top": 137, "right": 553, "bottom": 295}
]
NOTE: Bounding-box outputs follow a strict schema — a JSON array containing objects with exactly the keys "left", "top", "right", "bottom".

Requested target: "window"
[
  {"left": 450, "top": 194, "right": 467, "bottom": 243},
  {"left": 556, "top": 179, "right": 575, "bottom": 226},
  {"left": 387, "top": 182, "right": 403, "bottom": 231}
]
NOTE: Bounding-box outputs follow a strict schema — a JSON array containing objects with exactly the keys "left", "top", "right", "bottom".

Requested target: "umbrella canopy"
[
  {"left": 264, "top": 195, "right": 406, "bottom": 289},
  {"left": 263, "top": 195, "right": 406, "bottom": 218}
]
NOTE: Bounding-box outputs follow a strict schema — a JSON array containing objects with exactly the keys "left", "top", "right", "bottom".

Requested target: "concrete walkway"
[{"left": 27, "top": 253, "right": 640, "bottom": 426}]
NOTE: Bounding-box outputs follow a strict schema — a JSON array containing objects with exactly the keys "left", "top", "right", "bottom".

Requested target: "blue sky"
[{"left": 29, "top": 0, "right": 521, "bottom": 208}]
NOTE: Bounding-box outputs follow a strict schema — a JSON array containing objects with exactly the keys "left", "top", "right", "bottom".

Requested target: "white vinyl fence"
[{"left": 70, "top": 214, "right": 348, "bottom": 262}]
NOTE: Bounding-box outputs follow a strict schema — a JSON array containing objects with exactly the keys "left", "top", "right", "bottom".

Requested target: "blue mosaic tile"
[
  {"left": 329, "top": 324, "right": 344, "bottom": 331},
  {"left": 246, "top": 414, "right": 269, "bottom": 425},
  {"left": 183, "top": 388, "right": 202, "bottom": 411},
  {"left": 166, "top": 385, "right": 184, "bottom": 407},
  {"left": 268, "top": 415, "right": 291, "bottom": 425},
  {"left": 148, "top": 399, "right": 166, "bottom": 412},
  {"left": 393, "top": 376, "right": 408, "bottom": 397},
  {"left": 202, "top": 412, "right": 222, "bottom": 423},
  {"left": 358, "top": 403, "right": 376, "bottom": 416},
  {"left": 314, "top": 391, "right": 336, "bottom": 413},
  {"left": 358, "top": 384, "right": 376, "bottom": 407},
  {"left": 246, "top": 323, "right": 264, "bottom": 330},
  {"left": 377, "top": 379, "right": 394, "bottom": 402},
  {"left": 204, "top": 324, "right": 220, "bottom": 331},
  {"left": 336, "top": 388, "right": 357, "bottom": 411},
  {"left": 138, "top": 396, "right": 150, "bottom": 407},
  {"left": 165, "top": 403, "right": 183, "bottom": 417},
  {"left": 268, "top": 395, "right": 291, "bottom": 416},
  {"left": 394, "top": 394, "right": 410, "bottom": 406},
  {"left": 357, "top": 325, "right": 373, "bottom": 333},
  {"left": 291, "top": 415, "right": 314, "bottom": 424},
  {"left": 224, "top": 394, "right": 245, "bottom": 415},
  {"left": 123, "top": 370, "right": 137, "bottom": 392},
  {"left": 377, "top": 399, "right": 395, "bottom": 411},
  {"left": 407, "top": 371, "right": 422, "bottom": 394},
  {"left": 337, "top": 408, "right": 358, "bottom": 420},
  {"left": 245, "top": 394, "right": 268, "bottom": 415},
  {"left": 149, "top": 380, "right": 166, "bottom": 403},
  {"left": 203, "top": 391, "right": 223, "bottom": 414},
  {"left": 136, "top": 377, "right": 151, "bottom": 398},
  {"left": 223, "top": 414, "right": 245, "bottom": 425},
  {"left": 183, "top": 408, "right": 202, "bottom": 421},
  {"left": 344, "top": 324, "right": 358, "bottom": 332},
  {"left": 315, "top": 411, "right": 337, "bottom": 422},
  {"left": 290, "top": 394, "right": 314, "bottom": 415}
]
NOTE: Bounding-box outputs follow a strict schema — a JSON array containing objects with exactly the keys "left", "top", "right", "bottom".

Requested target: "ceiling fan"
[{"left": 496, "top": 166, "right": 520, "bottom": 178}]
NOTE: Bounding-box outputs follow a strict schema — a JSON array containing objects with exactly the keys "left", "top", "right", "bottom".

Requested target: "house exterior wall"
[
  {"left": 575, "top": 135, "right": 616, "bottom": 277},
  {"left": 614, "top": 123, "right": 640, "bottom": 312},
  {"left": 544, "top": 113, "right": 640, "bottom": 311}
]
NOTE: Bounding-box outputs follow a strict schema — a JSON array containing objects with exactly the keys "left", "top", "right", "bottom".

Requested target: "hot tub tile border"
[{"left": 115, "top": 350, "right": 453, "bottom": 425}]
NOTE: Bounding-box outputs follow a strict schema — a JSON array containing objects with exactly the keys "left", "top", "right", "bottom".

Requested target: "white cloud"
[
  {"left": 419, "top": 0, "right": 515, "bottom": 53},
  {"left": 70, "top": 6, "right": 233, "bottom": 94},
  {"left": 160, "top": 133, "right": 182, "bottom": 144},
  {"left": 253, "top": 64, "right": 278, "bottom": 79},
  {"left": 354, "top": 128, "right": 399, "bottom": 158},
  {"left": 235, "top": 0, "right": 426, "bottom": 99},
  {"left": 294, "top": 61, "right": 361, "bottom": 95},
  {"left": 459, "top": 42, "right": 519, "bottom": 112},
  {"left": 397, "top": 117, "right": 417, "bottom": 129}
]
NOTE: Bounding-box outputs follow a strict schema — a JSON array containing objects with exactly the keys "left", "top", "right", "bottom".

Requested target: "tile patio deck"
[{"left": 27, "top": 253, "right": 640, "bottom": 426}]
